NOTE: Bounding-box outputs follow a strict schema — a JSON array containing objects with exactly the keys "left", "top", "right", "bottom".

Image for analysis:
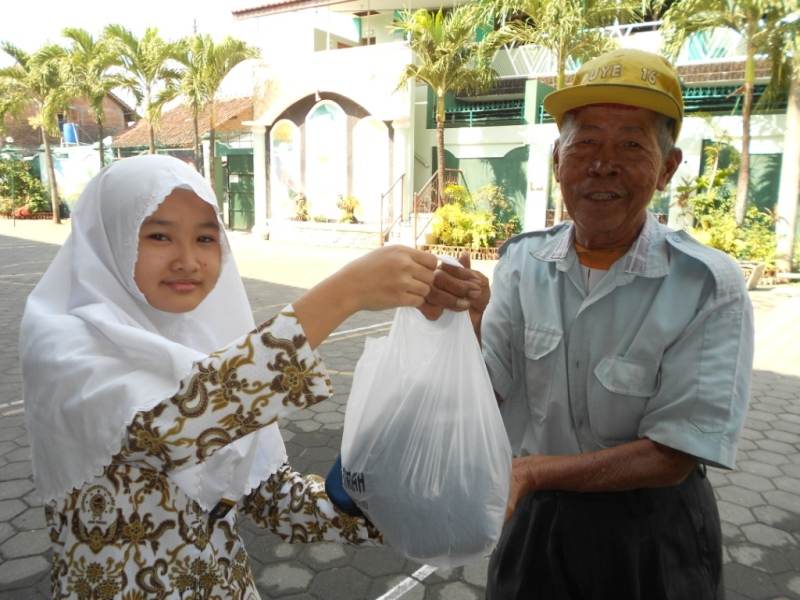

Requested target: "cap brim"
[{"left": 543, "top": 84, "right": 683, "bottom": 138}]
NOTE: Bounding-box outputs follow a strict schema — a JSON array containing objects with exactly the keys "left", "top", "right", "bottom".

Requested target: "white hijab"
[{"left": 20, "top": 154, "right": 287, "bottom": 509}]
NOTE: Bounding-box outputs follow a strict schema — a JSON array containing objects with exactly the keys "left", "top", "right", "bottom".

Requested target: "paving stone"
[
  {"left": 0, "top": 478, "right": 34, "bottom": 501},
  {"left": 293, "top": 420, "right": 322, "bottom": 433},
  {"left": 0, "top": 499, "right": 26, "bottom": 521},
  {"left": 756, "top": 439, "right": 797, "bottom": 455},
  {"left": 0, "top": 442, "right": 16, "bottom": 458},
  {"left": 763, "top": 490, "right": 800, "bottom": 515},
  {"left": 3, "top": 446, "right": 30, "bottom": 463},
  {"left": 721, "top": 521, "right": 745, "bottom": 543},
  {"left": 0, "top": 522, "right": 14, "bottom": 545},
  {"left": 727, "top": 544, "right": 793, "bottom": 574},
  {"left": 428, "top": 581, "right": 481, "bottom": 600},
  {"left": 727, "top": 472, "right": 775, "bottom": 493},
  {"left": 716, "top": 485, "right": 765, "bottom": 509},
  {"left": 0, "top": 428, "right": 24, "bottom": 443},
  {"left": 741, "top": 523, "right": 796, "bottom": 548},
  {"left": 774, "top": 476, "right": 800, "bottom": 495},
  {"left": 748, "top": 450, "right": 791, "bottom": 466},
  {"left": 350, "top": 545, "right": 406, "bottom": 577},
  {"left": 1, "top": 528, "right": 50, "bottom": 558},
  {"left": 780, "top": 463, "right": 800, "bottom": 479},
  {"left": 0, "top": 462, "right": 32, "bottom": 480},
  {"left": 717, "top": 501, "right": 756, "bottom": 526},
  {"left": 753, "top": 505, "right": 800, "bottom": 531},
  {"left": 462, "top": 557, "right": 490, "bottom": 588},
  {"left": 12, "top": 506, "right": 45, "bottom": 530},
  {"left": 299, "top": 541, "right": 351, "bottom": 569},
  {"left": 314, "top": 411, "right": 344, "bottom": 425},
  {"left": 0, "top": 555, "right": 49, "bottom": 588},
  {"left": 773, "top": 421, "right": 800, "bottom": 436},
  {"left": 254, "top": 562, "right": 314, "bottom": 596},
  {"left": 722, "top": 563, "right": 780, "bottom": 599},
  {"left": 309, "top": 566, "right": 370, "bottom": 600},
  {"left": 774, "top": 572, "right": 800, "bottom": 598},
  {"left": 737, "top": 461, "right": 783, "bottom": 478}
]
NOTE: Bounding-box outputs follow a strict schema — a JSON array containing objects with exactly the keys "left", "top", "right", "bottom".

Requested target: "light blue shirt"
[{"left": 481, "top": 213, "right": 754, "bottom": 470}]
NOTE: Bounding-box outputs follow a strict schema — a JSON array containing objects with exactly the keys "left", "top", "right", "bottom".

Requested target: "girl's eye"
[
  {"left": 147, "top": 233, "right": 169, "bottom": 242},
  {"left": 198, "top": 235, "right": 218, "bottom": 244}
]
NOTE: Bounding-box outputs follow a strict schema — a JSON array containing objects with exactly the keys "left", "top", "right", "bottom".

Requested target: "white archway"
[
  {"left": 269, "top": 119, "right": 302, "bottom": 221},
  {"left": 353, "top": 117, "right": 390, "bottom": 225},
  {"left": 305, "top": 101, "right": 346, "bottom": 220}
]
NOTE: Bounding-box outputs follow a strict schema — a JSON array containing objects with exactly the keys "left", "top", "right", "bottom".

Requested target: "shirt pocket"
[
  {"left": 591, "top": 356, "right": 660, "bottom": 442},
  {"left": 523, "top": 323, "right": 562, "bottom": 423}
]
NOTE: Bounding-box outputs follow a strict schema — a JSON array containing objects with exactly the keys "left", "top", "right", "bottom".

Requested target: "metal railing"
[
  {"left": 413, "top": 168, "right": 468, "bottom": 248},
  {"left": 379, "top": 173, "right": 405, "bottom": 247}
]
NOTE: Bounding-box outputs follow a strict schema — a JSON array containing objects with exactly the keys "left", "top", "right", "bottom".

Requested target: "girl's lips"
[{"left": 163, "top": 280, "right": 200, "bottom": 293}]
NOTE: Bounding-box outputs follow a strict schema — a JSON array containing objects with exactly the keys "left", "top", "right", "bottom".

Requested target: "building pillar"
[
  {"left": 668, "top": 133, "right": 704, "bottom": 230},
  {"left": 202, "top": 140, "right": 212, "bottom": 182},
  {"left": 391, "top": 116, "right": 411, "bottom": 226},
  {"left": 251, "top": 125, "right": 269, "bottom": 239},
  {"left": 525, "top": 124, "right": 558, "bottom": 231},
  {"left": 776, "top": 80, "right": 799, "bottom": 273}
]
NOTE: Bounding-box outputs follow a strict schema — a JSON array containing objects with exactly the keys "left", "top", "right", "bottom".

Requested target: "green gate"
[{"left": 223, "top": 150, "right": 255, "bottom": 231}]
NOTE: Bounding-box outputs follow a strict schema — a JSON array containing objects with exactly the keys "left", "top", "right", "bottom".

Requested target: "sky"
[
  {"left": 0, "top": 0, "right": 240, "bottom": 58},
  {"left": 0, "top": 0, "right": 258, "bottom": 105}
]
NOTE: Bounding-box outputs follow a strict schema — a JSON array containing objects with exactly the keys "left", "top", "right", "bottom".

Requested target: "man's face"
[{"left": 553, "top": 105, "right": 681, "bottom": 247}]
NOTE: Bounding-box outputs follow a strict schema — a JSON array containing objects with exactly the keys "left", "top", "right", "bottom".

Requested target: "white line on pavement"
[
  {"left": 374, "top": 565, "right": 437, "bottom": 600},
  {"left": 328, "top": 321, "right": 392, "bottom": 338}
]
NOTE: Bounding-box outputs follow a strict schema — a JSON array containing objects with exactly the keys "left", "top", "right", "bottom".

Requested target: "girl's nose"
[{"left": 171, "top": 244, "right": 200, "bottom": 272}]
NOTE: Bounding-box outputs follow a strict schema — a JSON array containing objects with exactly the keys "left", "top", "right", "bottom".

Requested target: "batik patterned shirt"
[{"left": 45, "top": 309, "right": 379, "bottom": 599}]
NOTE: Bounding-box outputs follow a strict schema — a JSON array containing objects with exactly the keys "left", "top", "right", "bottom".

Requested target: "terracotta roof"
[
  {"left": 113, "top": 97, "right": 253, "bottom": 149},
  {"left": 232, "top": 0, "right": 348, "bottom": 18}
]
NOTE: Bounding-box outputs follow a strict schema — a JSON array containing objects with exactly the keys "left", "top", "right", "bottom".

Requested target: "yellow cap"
[{"left": 543, "top": 49, "right": 684, "bottom": 140}]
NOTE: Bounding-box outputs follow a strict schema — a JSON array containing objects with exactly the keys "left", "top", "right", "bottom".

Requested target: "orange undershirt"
[{"left": 574, "top": 242, "right": 631, "bottom": 270}]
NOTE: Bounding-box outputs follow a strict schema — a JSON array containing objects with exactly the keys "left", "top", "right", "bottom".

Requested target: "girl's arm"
[{"left": 242, "top": 463, "right": 382, "bottom": 545}]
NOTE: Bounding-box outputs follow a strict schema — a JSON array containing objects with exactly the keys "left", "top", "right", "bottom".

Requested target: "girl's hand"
[
  {"left": 338, "top": 245, "right": 438, "bottom": 312},
  {"left": 293, "top": 246, "right": 437, "bottom": 349}
]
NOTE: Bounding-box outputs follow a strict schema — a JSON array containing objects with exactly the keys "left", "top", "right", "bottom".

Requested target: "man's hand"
[{"left": 418, "top": 251, "right": 490, "bottom": 337}]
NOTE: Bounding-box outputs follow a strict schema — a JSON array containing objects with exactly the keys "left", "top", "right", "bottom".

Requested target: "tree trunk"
[
  {"left": 553, "top": 49, "right": 566, "bottom": 224},
  {"left": 775, "top": 75, "right": 799, "bottom": 272},
  {"left": 209, "top": 100, "right": 217, "bottom": 195},
  {"left": 436, "top": 90, "right": 446, "bottom": 207},
  {"left": 148, "top": 122, "right": 156, "bottom": 154},
  {"left": 734, "top": 48, "right": 755, "bottom": 226},
  {"left": 193, "top": 112, "right": 201, "bottom": 171},
  {"left": 97, "top": 119, "right": 105, "bottom": 169},
  {"left": 41, "top": 128, "right": 60, "bottom": 224}
]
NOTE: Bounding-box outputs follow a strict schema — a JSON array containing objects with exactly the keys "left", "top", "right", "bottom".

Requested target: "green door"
[{"left": 226, "top": 153, "right": 255, "bottom": 231}]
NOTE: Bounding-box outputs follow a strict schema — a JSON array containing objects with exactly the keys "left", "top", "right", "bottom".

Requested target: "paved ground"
[{"left": 0, "top": 219, "right": 799, "bottom": 599}]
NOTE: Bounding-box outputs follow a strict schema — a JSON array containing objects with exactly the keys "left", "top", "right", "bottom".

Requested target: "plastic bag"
[{"left": 340, "top": 296, "right": 512, "bottom": 567}]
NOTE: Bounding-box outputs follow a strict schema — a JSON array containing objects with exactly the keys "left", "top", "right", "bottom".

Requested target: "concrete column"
[
  {"left": 776, "top": 79, "right": 799, "bottom": 273},
  {"left": 251, "top": 125, "right": 269, "bottom": 239},
  {"left": 525, "top": 123, "right": 558, "bottom": 231},
  {"left": 202, "top": 140, "right": 212, "bottom": 182},
  {"left": 668, "top": 132, "right": 704, "bottom": 230},
  {"left": 392, "top": 117, "right": 411, "bottom": 225}
]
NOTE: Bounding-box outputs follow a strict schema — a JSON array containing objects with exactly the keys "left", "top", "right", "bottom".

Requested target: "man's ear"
[
  {"left": 657, "top": 147, "right": 683, "bottom": 191},
  {"left": 552, "top": 140, "right": 561, "bottom": 183}
]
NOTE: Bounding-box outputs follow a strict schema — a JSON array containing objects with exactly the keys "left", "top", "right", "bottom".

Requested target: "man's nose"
[{"left": 588, "top": 146, "right": 620, "bottom": 177}]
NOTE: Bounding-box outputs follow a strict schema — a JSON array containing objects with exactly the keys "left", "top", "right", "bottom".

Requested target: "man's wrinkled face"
[{"left": 553, "top": 105, "right": 681, "bottom": 247}]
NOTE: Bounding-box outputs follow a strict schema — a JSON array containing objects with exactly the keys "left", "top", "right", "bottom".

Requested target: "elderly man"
[{"left": 423, "top": 49, "right": 753, "bottom": 599}]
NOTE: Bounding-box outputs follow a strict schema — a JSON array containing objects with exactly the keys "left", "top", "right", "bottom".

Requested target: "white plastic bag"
[{"left": 340, "top": 294, "right": 512, "bottom": 567}]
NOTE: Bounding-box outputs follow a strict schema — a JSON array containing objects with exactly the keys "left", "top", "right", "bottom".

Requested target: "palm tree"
[
  {"left": 0, "top": 42, "right": 68, "bottom": 223},
  {"left": 765, "top": 11, "right": 799, "bottom": 270},
  {"left": 661, "top": 0, "right": 797, "bottom": 226},
  {"left": 483, "top": 0, "right": 642, "bottom": 222},
  {"left": 62, "top": 28, "right": 135, "bottom": 168},
  {"left": 189, "top": 35, "right": 259, "bottom": 192},
  {"left": 393, "top": 6, "right": 505, "bottom": 202},
  {"left": 484, "top": 0, "right": 641, "bottom": 89},
  {"left": 104, "top": 25, "right": 182, "bottom": 154},
  {"left": 176, "top": 34, "right": 208, "bottom": 170}
]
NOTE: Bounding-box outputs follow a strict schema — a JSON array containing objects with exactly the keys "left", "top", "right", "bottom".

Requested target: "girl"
[{"left": 20, "top": 154, "right": 437, "bottom": 599}]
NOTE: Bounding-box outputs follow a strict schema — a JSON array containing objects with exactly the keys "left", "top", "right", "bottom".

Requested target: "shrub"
[
  {"left": 443, "top": 184, "right": 474, "bottom": 210},
  {"left": 475, "top": 184, "right": 522, "bottom": 241},
  {"left": 291, "top": 191, "right": 308, "bottom": 221},
  {"left": 336, "top": 195, "right": 360, "bottom": 224},
  {"left": 0, "top": 158, "right": 48, "bottom": 213},
  {"left": 431, "top": 203, "right": 496, "bottom": 249}
]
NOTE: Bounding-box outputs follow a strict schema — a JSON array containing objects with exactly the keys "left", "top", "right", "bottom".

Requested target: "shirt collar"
[{"left": 531, "top": 212, "right": 670, "bottom": 277}]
